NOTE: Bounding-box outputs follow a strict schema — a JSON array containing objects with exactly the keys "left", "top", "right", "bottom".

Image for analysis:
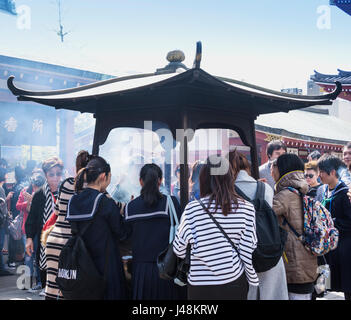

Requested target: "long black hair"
[
  {"left": 75, "top": 156, "right": 111, "bottom": 193},
  {"left": 276, "top": 153, "right": 304, "bottom": 179},
  {"left": 140, "top": 163, "right": 163, "bottom": 207}
]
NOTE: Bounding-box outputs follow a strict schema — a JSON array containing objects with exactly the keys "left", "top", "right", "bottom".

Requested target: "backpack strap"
[
  {"left": 282, "top": 217, "right": 304, "bottom": 242},
  {"left": 254, "top": 181, "right": 266, "bottom": 202},
  {"left": 234, "top": 185, "right": 252, "bottom": 202},
  {"left": 235, "top": 182, "right": 265, "bottom": 211},
  {"left": 70, "top": 219, "right": 94, "bottom": 237},
  {"left": 71, "top": 195, "right": 111, "bottom": 283},
  {"left": 282, "top": 187, "right": 305, "bottom": 243}
]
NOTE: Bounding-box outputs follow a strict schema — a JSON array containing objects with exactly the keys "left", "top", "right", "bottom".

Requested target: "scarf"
[{"left": 39, "top": 182, "right": 56, "bottom": 270}]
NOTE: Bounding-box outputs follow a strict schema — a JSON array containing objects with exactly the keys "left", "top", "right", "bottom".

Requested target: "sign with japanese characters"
[
  {"left": 0, "top": 102, "right": 57, "bottom": 146},
  {"left": 287, "top": 147, "right": 299, "bottom": 155}
]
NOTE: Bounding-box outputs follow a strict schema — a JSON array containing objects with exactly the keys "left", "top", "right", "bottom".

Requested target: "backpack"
[
  {"left": 235, "top": 181, "right": 287, "bottom": 273},
  {"left": 56, "top": 207, "right": 110, "bottom": 300},
  {"left": 8, "top": 212, "right": 24, "bottom": 240},
  {"left": 283, "top": 187, "right": 339, "bottom": 256},
  {"left": 0, "top": 197, "right": 7, "bottom": 227}
]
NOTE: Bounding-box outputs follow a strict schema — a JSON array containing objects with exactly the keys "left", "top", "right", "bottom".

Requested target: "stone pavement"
[
  {"left": 0, "top": 271, "right": 44, "bottom": 300},
  {"left": 0, "top": 266, "right": 345, "bottom": 300}
]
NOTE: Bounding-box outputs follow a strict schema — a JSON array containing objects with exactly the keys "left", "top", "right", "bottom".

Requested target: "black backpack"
[
  {"left": 235, "top": 181, "right": 287, "bottom": 273},
  {"left": 56, "top": 216, "right": 110, "bottom": 300}
]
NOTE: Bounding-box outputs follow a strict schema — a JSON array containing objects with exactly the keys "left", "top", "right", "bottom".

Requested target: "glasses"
[
  {"left": 304, "top": 174, "right": 315, "bottom": 179},
  {"left": 47, "top": 172, "right": 63, "bottom": 178}
]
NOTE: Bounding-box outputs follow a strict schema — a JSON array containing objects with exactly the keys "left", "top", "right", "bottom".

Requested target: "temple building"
[
  {"left": 330, "top": 0, "right": 351, "bottom": 17},
  {"left": 251, "top": 69, "right": 351, "bottom": 163},
  {"left": 311, "top": 69, "right": 351, "bottom": 102},
  {"left": 0, "top": 54, "right": 113, "bottom": 171}
]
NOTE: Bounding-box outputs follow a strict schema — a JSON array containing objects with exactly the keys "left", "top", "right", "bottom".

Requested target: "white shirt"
[{"left": 173, "top": 196, "right": 259, "bottom": 286}]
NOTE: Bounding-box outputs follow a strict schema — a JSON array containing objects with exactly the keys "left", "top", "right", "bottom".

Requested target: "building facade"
[{"left": 0, "top": 54, "right": 113, "bottom": 172}]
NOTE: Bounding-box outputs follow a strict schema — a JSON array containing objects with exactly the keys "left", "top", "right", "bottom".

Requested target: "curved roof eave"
[{"left": 7, "top": 68, "right": 342, "bottom": 112}]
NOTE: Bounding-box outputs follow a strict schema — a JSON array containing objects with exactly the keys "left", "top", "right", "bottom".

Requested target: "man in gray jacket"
[{"left": 259, "top": 140, "right": 287, "bottom": 190}]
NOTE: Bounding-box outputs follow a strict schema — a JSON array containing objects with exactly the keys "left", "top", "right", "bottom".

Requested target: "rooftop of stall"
[{"left": 7, "top": 42, "right": 342, "bottom": 209}]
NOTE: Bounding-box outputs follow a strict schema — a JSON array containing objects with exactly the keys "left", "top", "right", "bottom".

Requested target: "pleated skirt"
[{"left": 132, "top": 262, "right": 187, "bottom": 300}]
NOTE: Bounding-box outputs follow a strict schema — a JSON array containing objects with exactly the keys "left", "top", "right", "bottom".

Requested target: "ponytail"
[
  {"left": 74, "top": 156, "right": 110, "bottom": 193},
  {"left": 76, "top": 150, "right": 93, "bottom": 173},
  {"left": 140, "top": 164, "right": 163, "bottom": 207},
  {"left": 75, "top": 167, "right": 87, "bottom": 193}
]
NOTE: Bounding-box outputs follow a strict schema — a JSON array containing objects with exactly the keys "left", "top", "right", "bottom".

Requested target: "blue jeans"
[
  {"left": 0, "top": 224, "right": 5, "bottom": 270},
  {"left": 23, "top": 235, "right": 41, "bottom": 285}
]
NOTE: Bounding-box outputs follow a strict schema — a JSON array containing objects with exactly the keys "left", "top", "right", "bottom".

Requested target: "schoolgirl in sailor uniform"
[
  {"left": 67, "top": 156, "right": 129, "bottom": 300},
  {"left": 125, "top": 164, "right": 187, "bottom": 300}
]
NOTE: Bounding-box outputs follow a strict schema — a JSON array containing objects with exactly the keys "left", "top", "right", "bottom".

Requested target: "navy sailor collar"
[
  {"left": 66, "top": 188, "right": 104, "bottom": 221},
  {"left": 125, "top": 194, "right": 170, "bottom": 222}
]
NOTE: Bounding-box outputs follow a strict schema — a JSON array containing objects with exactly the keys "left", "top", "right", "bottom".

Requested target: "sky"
[{"left": 1, "top": 0, "right": 351, "bottom": 92}]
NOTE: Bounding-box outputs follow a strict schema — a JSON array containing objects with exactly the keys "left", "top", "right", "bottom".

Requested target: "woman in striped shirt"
[
  {"left": 44, "top": 150, "right": 91, "bottom": 300},
  {"left": 173, "top": 155, "right": 259, "bottom": 300}
]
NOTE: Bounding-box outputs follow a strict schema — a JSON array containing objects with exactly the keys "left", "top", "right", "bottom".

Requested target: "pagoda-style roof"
[
  {"left": 311, "top": 69, "right": 351, "bottom": 84},
  {"left": 5, "top": 42, "right": 343, "bottom": 208},
  {"left": 8, "top": 67, "right": 342, "bottom": 115},
  {"left": 330, "top": 0, "right": 351, "bottom": 17}
]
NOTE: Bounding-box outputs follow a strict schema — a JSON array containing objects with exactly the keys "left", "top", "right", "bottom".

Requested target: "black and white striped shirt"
[{"left": 173, "top": 197, "right": 259, "bottom": 286}]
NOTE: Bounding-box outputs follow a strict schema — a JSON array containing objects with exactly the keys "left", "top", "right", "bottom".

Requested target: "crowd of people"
[{"left": 0, "top": 140, "right": 350, "bottom": 300}]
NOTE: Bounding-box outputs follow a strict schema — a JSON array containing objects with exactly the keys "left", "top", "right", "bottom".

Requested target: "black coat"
[
  {"left": 323, "top": 181, "right": 351, "bottom": 292},
  {"left": 25, "top": 187, "right": 46, "bottom": 240}
]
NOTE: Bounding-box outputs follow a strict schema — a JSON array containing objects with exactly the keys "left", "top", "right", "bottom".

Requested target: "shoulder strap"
[
  {"left": 197, "top": 199, "right": 240, "bottom": 256},
  {"left": 282, "top": 217, "right": 303, "bottom": 241},
  {"left": 71, "top": 194, "right": 111, "bottom": 281},
  {"left": 255, "top": 181, "right": 265, "bottom": 202},
  {"left": 282, "top": 187, "right": 305, "bottom": 242},
  {"left": 168, "top": 195, "right": 179, "bottom": 226},
  {"left": 167, "top": 195, "right": 179, "bottom": 243},
  {"left": 286, "top": 186, "right": 302, "bottom": 196},
  {"left": 234, "top": 185, "right": 251, "bottom": 202}
]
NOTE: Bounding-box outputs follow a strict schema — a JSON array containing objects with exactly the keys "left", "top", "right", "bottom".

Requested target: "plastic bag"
[{"left": 314, "top": 264, "right": 330, "bottom": 294}]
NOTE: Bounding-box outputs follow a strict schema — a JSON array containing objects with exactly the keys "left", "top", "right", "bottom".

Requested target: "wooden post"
[
  {"left": 92, "top": 115, "right": 100, "bottom": 155},
  {"left": 179, "top": 111, "right": 189, "bottom": 211},
  {"left": 164, "top": 147, "right": 172, "bottom": 194},
  {"left": 250, "top": 122, "right": 259, "bottom": 180}
]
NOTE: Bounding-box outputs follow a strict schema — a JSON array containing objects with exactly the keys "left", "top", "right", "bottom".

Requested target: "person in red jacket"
[{"left": 16, "top": 173, "right": 45, "bottom": 289}]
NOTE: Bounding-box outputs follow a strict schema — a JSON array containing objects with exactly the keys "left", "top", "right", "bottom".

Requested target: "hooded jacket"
[{"left": 273, "top": 171, "right": 318, "bottom": 284}]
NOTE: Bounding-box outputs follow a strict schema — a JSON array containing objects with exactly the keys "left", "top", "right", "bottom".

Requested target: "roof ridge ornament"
[
  {"left": 192, "top": 41, "right": 202, "bottom": 69},
  {"left": 155, "top": 49, "right": 188, "bottom": 75}
]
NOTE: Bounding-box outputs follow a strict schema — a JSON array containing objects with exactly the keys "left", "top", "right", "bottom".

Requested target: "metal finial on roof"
[
  {"left": 166, "top": 50, "right": 185, "bottom": 63},
  {"left": 155, "top": 49, "right": 189, "bottom": 74},
  {"left": 193, "top": 41, "right": 202, "bottom": 69}
]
